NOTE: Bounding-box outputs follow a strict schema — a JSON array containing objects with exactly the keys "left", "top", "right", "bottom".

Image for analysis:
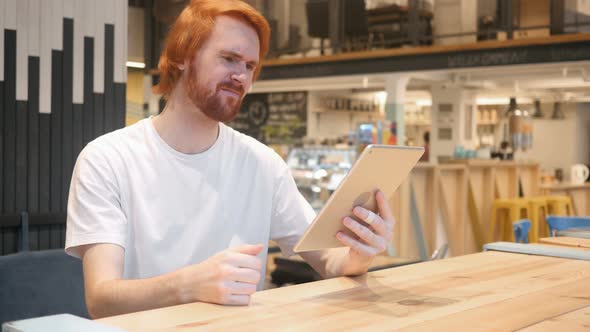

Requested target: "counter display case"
[{"left": 286, "top": 147, "right": 356, "bottom": 211}]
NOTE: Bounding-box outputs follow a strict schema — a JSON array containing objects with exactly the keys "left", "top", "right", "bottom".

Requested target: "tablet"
[{"left": 293, "top": 145, "right": 424, "bottom": 253}]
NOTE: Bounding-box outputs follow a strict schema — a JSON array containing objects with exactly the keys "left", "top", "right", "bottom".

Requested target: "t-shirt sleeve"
[
  {"left": 269, "top": 161, "right": 316, "bottom": 257},
  {"left": 65, "top": 142, "right": 127, "bottom": 258}
]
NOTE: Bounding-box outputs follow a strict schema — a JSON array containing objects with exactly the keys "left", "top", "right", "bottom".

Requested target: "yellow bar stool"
[
  {"left": 488, "top": 198, "right": 529, "bottom": 242},
  {"left": 524, "top": 197, "right": 549, "bottom": 242},
  {"left": 545, "top": 196, "right": 574, "bottom": 216}
]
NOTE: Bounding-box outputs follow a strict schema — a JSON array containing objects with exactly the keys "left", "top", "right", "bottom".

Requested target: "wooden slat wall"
[
  {"left": 0, "top": 0, "right": 128, "bottom": 255},
  {"left": 392, "top": 161, "right": 541, "bottom": 259}
]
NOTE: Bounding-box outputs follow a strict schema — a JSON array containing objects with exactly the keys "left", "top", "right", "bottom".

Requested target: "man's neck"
[{"left": 152, "top": 92, "right": 220, "bottom": 155}]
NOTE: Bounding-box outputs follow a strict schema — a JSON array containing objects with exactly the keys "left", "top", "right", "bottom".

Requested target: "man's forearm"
[
  {"left": 87, "top": 270, "right": 183, "bottom": 319},
  {"left": 301, "top": 247, "right": 371, "bottom": 279}
]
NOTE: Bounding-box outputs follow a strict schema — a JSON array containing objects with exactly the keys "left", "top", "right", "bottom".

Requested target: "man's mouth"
[{"left": 220, "top": 88, "right": 241, "bottom": 98}]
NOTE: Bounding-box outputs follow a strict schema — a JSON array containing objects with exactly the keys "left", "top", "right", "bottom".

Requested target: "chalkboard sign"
[{"left": 227, "top": 92, "right": 307, "bottom": 144}]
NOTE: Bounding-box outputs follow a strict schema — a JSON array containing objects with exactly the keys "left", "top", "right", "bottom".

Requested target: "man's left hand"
[{"left": 335, "top": 190, "right": 394, "bottom": 269}]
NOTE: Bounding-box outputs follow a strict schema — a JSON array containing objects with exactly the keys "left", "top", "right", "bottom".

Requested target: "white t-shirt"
[{"left": 65, "top": 118, "right": 315, "bottom": 289}]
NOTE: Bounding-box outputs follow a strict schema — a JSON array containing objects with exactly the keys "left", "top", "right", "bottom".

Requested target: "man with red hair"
[{"left": 66, "top": 0, "right": 394, "bottom": 318}]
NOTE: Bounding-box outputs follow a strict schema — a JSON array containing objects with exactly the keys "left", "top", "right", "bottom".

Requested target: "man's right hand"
[
  {"left": 175, "top": 244, "right": 264, "bottom": 306},
  {"left": 78, "top": 243, "right": 264, "bottom": 318}
]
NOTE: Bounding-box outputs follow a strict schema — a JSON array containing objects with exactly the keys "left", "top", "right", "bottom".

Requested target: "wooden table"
[
  {"left": 98, "top": 251, "right": 590, "bottom": 331},
  {"left": 539, "top": 236, "right": 590, "bottom": 250},
  {"left": 519, "top": 305, "right": 590, "bottom": 331},
  {"left": 558, "top": 229, "right": 590, "bottom": 239}
]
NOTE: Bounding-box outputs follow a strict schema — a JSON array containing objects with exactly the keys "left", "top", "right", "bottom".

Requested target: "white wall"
[
  {"left": 430, "top": 85, "right": 477, "bottom": 162},
  {"left": 516, "top": 103, "right": 588, "bottom": 180},
  {"left": 307, "top": 91, "right": 383, "bottom": 140}
]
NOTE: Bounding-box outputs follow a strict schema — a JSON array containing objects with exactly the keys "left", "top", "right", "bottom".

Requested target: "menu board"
[{"left": 228, "top": 92, "right": 307, "bottom": 144}]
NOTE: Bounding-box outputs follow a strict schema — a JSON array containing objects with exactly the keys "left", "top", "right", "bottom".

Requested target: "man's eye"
[
  {"left": 246, "top": 64, "right": 255, "bottom": 71},
  {"left": 223, "top": 56, "right": 235, "bottom": 62}
]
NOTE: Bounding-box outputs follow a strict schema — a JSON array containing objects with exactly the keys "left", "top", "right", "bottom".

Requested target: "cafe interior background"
[
  {"left": 131, "top": 0, "right": 590, "bottom": 259},
  {"left": 1, "top": 0, "right": 590, "bottom": 323}
]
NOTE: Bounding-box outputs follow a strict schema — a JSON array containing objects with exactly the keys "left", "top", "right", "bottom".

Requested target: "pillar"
[
  {"left": 430, "top": 84, "right": 477, "bottom": 162},
  {"left": 384, "top": 75, "right": 409, "bottom": 146}
]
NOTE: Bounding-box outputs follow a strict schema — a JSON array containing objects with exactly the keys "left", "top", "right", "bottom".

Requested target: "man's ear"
[{"left": 177, "top": 59, "right": 190, "bottom": 71}]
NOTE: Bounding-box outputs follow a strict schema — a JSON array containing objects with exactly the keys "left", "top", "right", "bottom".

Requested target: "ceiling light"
[
  {"left": 532, "top": 99, "right": 544, "bottom": 118},
  {"left": 476, "top": 97, "right": 510, "bottom": 105},
  {"left": 126, "top": 61, "right": 146, "bottom": 69},
  {"left": 505, "top": 97, "right": 520, "bottom": 117},
  {"left": 416, "top": 99, "right": 432, "bottom": 107},
  {"left": 551, "top": 102, "right": 565, "bottom": 120},
  {"left": 375, "top": 91, "right": 387, "bottom": 105}
]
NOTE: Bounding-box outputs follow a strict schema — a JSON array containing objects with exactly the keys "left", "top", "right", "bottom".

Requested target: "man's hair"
[{"left": 153, "top": 0, "right": 270, "bottom": 99}]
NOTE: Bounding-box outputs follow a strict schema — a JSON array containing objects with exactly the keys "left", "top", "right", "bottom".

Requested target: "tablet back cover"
[{"left": 294, "top": 145, "right": 424, "bottom": 252}]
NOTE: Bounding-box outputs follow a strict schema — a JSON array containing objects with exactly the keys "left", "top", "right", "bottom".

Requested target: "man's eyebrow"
[{"left": 220, "top": 50, "right": 258, "bottom": 67}]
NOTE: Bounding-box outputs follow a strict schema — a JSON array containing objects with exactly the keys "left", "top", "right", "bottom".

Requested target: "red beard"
[{"left": 186, "top": 64, "right": 245, "bottom": 122}]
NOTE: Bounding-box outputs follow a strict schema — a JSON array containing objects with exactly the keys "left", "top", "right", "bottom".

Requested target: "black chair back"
[{"left": 0, "top": 249, "right": 89, "bottom": 325}]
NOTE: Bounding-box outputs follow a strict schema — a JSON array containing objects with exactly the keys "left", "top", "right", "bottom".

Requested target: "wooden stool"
[
  {"left": 525, "top": 197, "right": 549, "bottom": 242},
  {"left": 545, "top": 196, "right": 574, "bottom": 216},
  {"left": 489, "top": 198, "right": 529, "bottom": 242}
]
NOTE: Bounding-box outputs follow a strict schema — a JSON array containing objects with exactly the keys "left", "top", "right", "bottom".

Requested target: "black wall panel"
[
  {"left": 2, "top": 230, "right": 16, "bottom": 254},
  {"left": 3, "top": 30, "right": 17, "bottom": 214},
  {"left": 62, "top": 19, "right": 74, "bottom": 212},
  {"left": 83, "top": 37, "right": 94, "bottom": 146},
  {"left": 94, "top": 93, "right": 104, "bottom": 137},
  {"left": 115, "top": 83, "right": 126, "bottom": 128},
  {"left": 72, "top": 104, "right": 84, "bottom": 164},
  {"left": 0, "top": 81, "right": 4, "bottom": 214},
  {"left": 28, "top": 57, "right": 40, "bottom": 213},
  {"left": 104, "top": 24, "right": 115, "bottom": 134},
  {"left": 38, "top": 114, "right": 51, "bottom": 214},
  {"left": 0, "top": 19, "right": 126, "bottom": 255},
  {"left": 15, "top": 102, "right": 28, "bottom": 212},
  {"left": 50, "top": 50, "right": 63, "bottom": 213}
]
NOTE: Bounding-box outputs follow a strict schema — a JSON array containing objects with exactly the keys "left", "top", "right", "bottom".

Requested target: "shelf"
[
  {"left": 313, "top": 108, "right": 380, "bottom": 115},
  {"left": 405, "top": 122, "right": 431, "bottom": 126},
  {"left": 477, "top": 121, "right": 498, "bottom": 125}
]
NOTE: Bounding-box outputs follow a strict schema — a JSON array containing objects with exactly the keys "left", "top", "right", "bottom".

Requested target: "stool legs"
[
  {"left": 489, "top": 206, "right": 497, "bottom": 242},
  {"left": 553, "top": 204, "right": 566, "bottom": 216},
  {"left": 489, "top": 201, "right": 531, "bottom": 243},
  {"left": 500, "top": 209, "right": 508, "bottom": 241},
  {"left": 566, "top": 201, "right": 573, "bottom": 215},
  {"left": 527, "top": 206, "right": 539, "bottom": 243},
  {"left": 508, "top": 207, "right": 521, "bottom": 242},
  {"left": 547, "top": 197, "right": 574, "bottom": 216},
  {"left": 539, "top": 205, "right": 548, "bottom": 238}
]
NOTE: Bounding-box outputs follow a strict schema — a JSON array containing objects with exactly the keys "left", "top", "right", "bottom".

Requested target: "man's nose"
[{"left": 231, "top": 71, "right": 247, "bottom": 85}]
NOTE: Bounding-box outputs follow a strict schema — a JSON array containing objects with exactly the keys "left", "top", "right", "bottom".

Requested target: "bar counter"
[{"left": 541, "top": 182, "right": 590, "bottom": 216}]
